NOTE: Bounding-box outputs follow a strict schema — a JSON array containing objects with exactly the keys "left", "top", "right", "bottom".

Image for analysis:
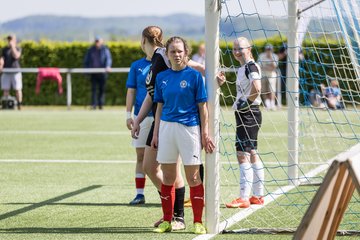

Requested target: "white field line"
[
  {"left": 0, "top": 159, "right": 136, "bottom": 164},
  {"left": 0, "top": 159, "right": 324, "bottom": 165},
  {"left": 0, "top": 130, "right": 353, "bottom": 138},
  {"left": 0, "top": 130, "right": 130, "bottom": 136},
  {"left": 193, "top": 161, "right": 332, "bottom": 240}
]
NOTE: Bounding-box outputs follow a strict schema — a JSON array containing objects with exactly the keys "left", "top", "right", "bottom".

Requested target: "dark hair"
[
  {"left": 165, "top": 36, "right": 192, "bottom": 57},
  {"left": 142, "top": 26, "right": 164, "bottom": 47},
  {"left": 279, "top": 43, "right": 287, "bottom": 54}
]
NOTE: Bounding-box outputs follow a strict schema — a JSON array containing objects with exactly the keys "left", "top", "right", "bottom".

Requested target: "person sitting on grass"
[{"left": 322, "top": 78, "right": 344, "bottom": 110}]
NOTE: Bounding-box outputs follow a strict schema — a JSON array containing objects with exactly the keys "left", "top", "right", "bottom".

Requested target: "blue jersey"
[
  {"left": 154, "top": 66, "right": 207, "bottom": 126},
  {"left": 325, "top": 87, "right": 340, "bottom": 97},
  {"left": 126, "top": 58, "right": 152, "bottom": 116}
]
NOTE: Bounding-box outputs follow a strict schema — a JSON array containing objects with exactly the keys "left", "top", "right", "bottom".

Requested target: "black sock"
[
  {"left": 173, "top": 186, "right": 185, "bottom": 220},
  {"left": 200, "top": 164, "right": 204, "bottom": 182}
]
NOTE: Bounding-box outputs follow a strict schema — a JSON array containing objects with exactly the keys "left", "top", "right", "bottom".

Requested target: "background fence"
[{"left": 0, "top": 39, "right": 357, "bottom": 107}]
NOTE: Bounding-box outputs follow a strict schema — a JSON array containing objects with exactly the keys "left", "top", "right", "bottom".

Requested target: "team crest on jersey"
[
  {"left": 146, "top": 71, "right": 152, "bottom": 85},
  {"left": 180, "top": 80, "right": 187, "bottom": 88}
]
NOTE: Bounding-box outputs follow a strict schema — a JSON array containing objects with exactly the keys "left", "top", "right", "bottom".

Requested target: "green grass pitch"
[{"left": 0, "top": 107, "right": 358, "bottom": 240}]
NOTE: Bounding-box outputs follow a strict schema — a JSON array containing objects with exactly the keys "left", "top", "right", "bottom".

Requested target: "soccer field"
[{"left": 0, "top": 107, "right": 358, "bottom": 240}]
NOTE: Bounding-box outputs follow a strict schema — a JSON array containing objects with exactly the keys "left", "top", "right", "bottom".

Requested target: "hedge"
[
  {"left": 0, "top": 40, "right": 144, "bottom": 106},
  {"left": 0, "top": 37, "right": 357, "bottom": 106}
]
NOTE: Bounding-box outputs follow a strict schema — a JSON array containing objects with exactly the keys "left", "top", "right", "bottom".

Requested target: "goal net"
[{"left": 207, "top": 0, "right": 360, "bottom": 236}]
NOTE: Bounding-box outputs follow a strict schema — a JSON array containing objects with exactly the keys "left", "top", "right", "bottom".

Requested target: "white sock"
[
  {"left": 136, "top": 173, "right": 145, "bottom": 178},
  {"left": 136, "top": 173, "right": 145, "bottom": 195},
  {"left": 271, "top": 100, "right": 276, "bottom": 109},
  {"left": 240, "top": 162, "right": 253, "bottom": 199},
  {"left": 265, "top": 99, "right": 271, "bottom": 109},
  {"left": 252, "top": 162, "right": 265, "bottom": 197}
]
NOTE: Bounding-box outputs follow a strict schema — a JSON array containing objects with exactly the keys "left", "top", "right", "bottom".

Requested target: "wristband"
[{"left": 126, "top": 111, "right": 132, "bottom": 119}]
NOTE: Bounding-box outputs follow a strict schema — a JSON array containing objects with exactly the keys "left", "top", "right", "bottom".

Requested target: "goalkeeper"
[{"left": 225, "top": 37, "right": 265, "bottom": 208}]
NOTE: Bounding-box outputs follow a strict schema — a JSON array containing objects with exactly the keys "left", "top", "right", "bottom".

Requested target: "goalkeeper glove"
[{"left": 236, "top": 98, "right": 253, "bottom": 111}]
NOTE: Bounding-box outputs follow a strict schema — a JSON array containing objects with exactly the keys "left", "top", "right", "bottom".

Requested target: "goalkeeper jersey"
[{"left": 232, "top": 60, "right": 262, "bottom": 110}]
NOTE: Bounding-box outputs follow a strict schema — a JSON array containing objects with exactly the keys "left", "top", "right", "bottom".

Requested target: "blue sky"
[
  {"left": 0, "top": 0, "right": 291, "bottom": 22},
  {"left": 0, "top": 0, "right": 206, "bottom": 22},
  {"left": 0, "top": 0, "right": 332, "bottom": 23}
]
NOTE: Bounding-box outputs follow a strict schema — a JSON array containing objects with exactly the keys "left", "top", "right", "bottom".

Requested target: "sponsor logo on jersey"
[
  {"left": 146, "top": 71, "right": 152, "bottom": 85},
  {"left": 160, "top": 195, "right": 170, "bottom": 201},
  {"left": 193, "top": 196, "right": 204, "bottom": 200},
  {"left": 180, "top": 80, "right": 187, "bottom": 88},
  {"left": 162, "top": 80, "right": 168, "bottom": 86},
  {"left": 250, "top": 72, "right": 260, "bottom": 80}
]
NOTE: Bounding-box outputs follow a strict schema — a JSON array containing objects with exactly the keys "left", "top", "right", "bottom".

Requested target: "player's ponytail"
[{"left": 142, "top": 26, "right": 164, "bottom": 48}]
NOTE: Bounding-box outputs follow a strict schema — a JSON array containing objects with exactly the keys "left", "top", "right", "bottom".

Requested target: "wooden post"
[{"left": 294, "top": 144, "right": 360, "bottom": 240}]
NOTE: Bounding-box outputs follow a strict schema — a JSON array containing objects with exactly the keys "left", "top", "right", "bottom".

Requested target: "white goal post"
[
  {"left": 203, "top": 0, "right": 303, "bottom": 233},
  {"left": 287, "top": 0, "right": 300, "bottom": 185},
  {"left": 204, "top": 0, "right": 221, "bottom": 234},
  {"left": 204, "top": 0, "right": 360, "bottom": 237}
]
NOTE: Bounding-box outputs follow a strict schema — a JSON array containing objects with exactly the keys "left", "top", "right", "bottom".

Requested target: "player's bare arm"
[
  {"left": 248, "top": 78, "right": 261, "bottom": 102},
  {"left": 187, "top": 59, "right": 205, "bottom": 76},
  {"left": 0, "top": 57, "right": 3, "bottom": 71},
  {"left": 151, "top": 102, "right": 163, "bottom": 150},
  {"left": 125, "top": 88, "right": 136, "bottom": 130},
  {"left": 198, "top": 102, "right": 215, "bottom": 153}
]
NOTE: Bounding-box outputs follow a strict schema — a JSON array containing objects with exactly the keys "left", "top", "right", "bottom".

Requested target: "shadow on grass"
[
  {"left": 4, "top": 202, "right": 161, "bottom": 208},
  {"left": 0, "top": 185, "right": 103, "bottom": 221},
  {"left": 0, "top": 227, "right": 191, "bottom": 234},
  {"left": 0, "top": 227, "right": 153, "bottom": 234}
]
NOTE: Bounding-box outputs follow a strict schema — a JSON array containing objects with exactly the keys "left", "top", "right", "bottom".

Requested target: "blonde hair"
[
  {"left": 233, "top": 37, "right": 254, "bottom": 59},
  {"left": 142, "top": 26, "right": 164, "bottom": 47},
  {"left": 235, "top": 37, "right": 251, "bottom": 48}
]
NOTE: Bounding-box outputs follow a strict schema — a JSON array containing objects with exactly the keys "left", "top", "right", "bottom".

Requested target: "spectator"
[
  {"left": 0, "top": 35, "right": 23, "bottom": 110},
  {"left": 191, "top": 43, "right": 205, "bottom": 65},
  {"left": 258, "top": 43, "right": 279, "bottom": 110},
  {"left": 277, "top": 43, "right": 287, "bottom": 105},
  {"left": 308, "top": 84, "right": 326, "bottom": 109},
  {"left": 84, "top": 36, "right": 112, "bottom": 110},
  {"left": 322, "top": 78, "right": 344, "bottom": 109}
]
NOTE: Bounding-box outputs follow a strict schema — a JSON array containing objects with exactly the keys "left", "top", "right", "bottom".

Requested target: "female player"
[
  {"left": 151, "top": 36, "right": 214, "bottom": 234},
  {"left": 225, "top": 37, "right": 265, "bottom": 208},
  {"left": 125, "top": 42, "right": 153, "bottom": 205},
  {"left": 131, "top": 26, "right": 205, "bottom": 230}
]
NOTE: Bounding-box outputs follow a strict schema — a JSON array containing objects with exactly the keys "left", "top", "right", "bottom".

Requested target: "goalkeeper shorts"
[{"left": 235, "top": 106, "right": 262, "bottom": 152}]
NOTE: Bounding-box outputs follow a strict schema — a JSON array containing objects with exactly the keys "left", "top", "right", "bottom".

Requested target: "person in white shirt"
[
  {"left": 257, "top": 43, "right": 279, "bottom": 110},
  {"left": 191, "top": 43, "right": 205, "bottom": 65},
  {"left": 225, "top": 37, "right": 265, "bottom": 209}
]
